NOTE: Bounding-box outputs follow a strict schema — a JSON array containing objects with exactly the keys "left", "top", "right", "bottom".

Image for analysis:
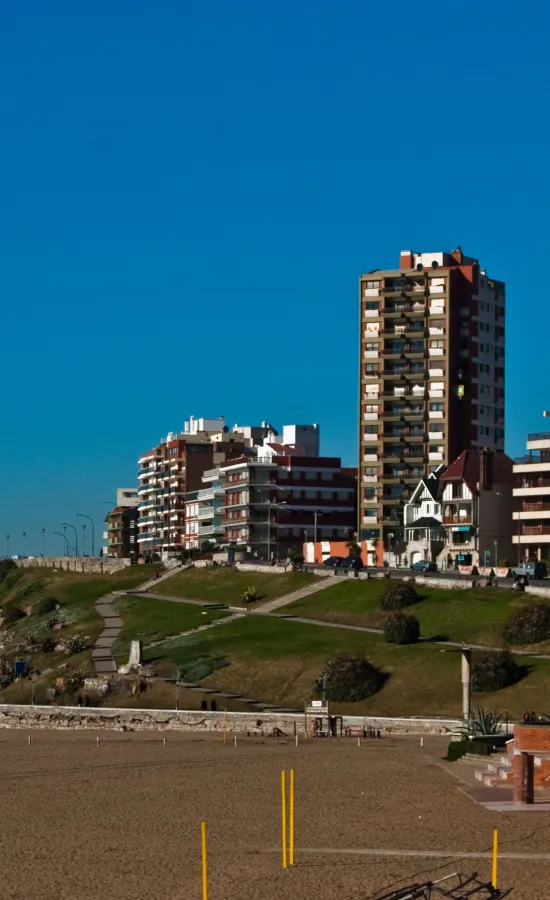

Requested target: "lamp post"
[
  {"left": 41, "top": 528, "right": 46, "bottom": 557},
  {"left": 81, "top": 523, "right": 87, "bottom": 556},
  {"left": 313, "top": 509, "right": 323, "bottom": 544},
  {"left": 494, "top": 539, "right": 498, "bottom": 568},
  {"left": 52, "top": 531, "right": 69, "bottom": 556},
  {"left": 5, "top": 534, "right": 10, "bottom": 559},
  {"left": 22, "top": 531, "right": 26, "bottom": 557},
  {"left": 60, "top": 522, "right": 78, "bottom": 557},
  {"left": 387, "top": 532, "right": 394, "bottom": 569},
  {"left": 75, "top": 513, "right": 95, "bottom": 557}
]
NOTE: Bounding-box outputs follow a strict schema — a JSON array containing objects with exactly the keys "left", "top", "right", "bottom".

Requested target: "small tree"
[
  {"left": 384, "top": 611, "right": 420, "bottom": 645},
  {"left": 471, "top": 650, "right": 521, "bottom": 692},
  {"left": 316, "top": 654, "right": 385, "bottom": 702},
  {"left": 503, "top": 603, "right": 550, "bottom": 645},
  {"left": 380, "top": 582, "right": 419, "bottom": 611},
  {"left": 36, "top": 596, "right": 58, "bottom": 616},
  {"left": 2, "top": 606, "right": 25, "bottom": 626},
  {"left": 0, "top": 560, "right": 16, "bottom": 584},
  {"left": 346, "top": 540, "right": 362, "bottom": 559}
]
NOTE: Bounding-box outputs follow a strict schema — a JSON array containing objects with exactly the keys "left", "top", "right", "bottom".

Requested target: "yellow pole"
[
  {"left": 223, "top": 707, "right": 227, "bottom": 744},
  {"left": 492, "top": 828, "right": 498, "bottom": 889},
  {"left": 281, "top": 770, "right": 287, "bottom": 869},
  {"left": 289, "top": 768, "right": 295, "bottom": 866},
  {"left": 201, "top": 821, "right": 208, "bottom": 900}
]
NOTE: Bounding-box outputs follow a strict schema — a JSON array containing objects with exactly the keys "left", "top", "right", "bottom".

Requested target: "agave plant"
[
  {"left": 463, "top": 706, "right": 505, "bottom": 736},
  {"left": 241, "top": 586, "right": 260, "bottom": 604}
]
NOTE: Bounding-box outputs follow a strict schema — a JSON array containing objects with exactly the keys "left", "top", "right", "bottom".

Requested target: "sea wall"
[{"left": 14, "top": 558, "right": 131, "bottom": 575}]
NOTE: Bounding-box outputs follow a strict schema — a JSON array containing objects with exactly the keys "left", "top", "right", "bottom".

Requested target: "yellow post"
[
  {"left": 281, "top": 770, "right": 287, "bottom": 869},
  {"left": 492, "top": 828, "right": 498, "bottom": 889},
  {"left": 201, "top": 821, "right": 208, "bottom": 900},
  {"left": 289, "top": 768, "right": 295, "bottom": 865},
  {"left": 223, "top": 707, "right": 227, "bottom": 744}
]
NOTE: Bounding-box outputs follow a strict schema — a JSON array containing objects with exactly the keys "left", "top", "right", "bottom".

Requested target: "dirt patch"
[{"left": 0, "top": 731, "right": 547, "bottom": 898}]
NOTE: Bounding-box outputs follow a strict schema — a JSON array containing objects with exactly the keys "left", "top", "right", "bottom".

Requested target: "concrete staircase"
[
  {"left": 131, "top": 563, "right": 190, "bottom": 593},
  {"left": 92, "top": 592, "right": 125, "bottom": 674},
  {"left": 455, "top": 752, "right": 513, "bottom": 787},
  {"left": 252, "top": 574, "right": 336, "bottom": 614}
]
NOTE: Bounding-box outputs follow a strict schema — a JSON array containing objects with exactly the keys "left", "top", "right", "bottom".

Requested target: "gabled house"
[
  {"left": 439, "top": 448, "right": 515, "bottom": 568},
  {"left": 402, "top": 467, "right": 446, "bottom": 565}
]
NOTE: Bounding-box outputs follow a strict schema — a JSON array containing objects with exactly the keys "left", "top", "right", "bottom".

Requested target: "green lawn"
[
  {"left": 284, "top": 578, "right": 541, "bottom": 648},
  {"left": 112, "top": 595, "right": 230, "bottom": 658},
  {"left": 141, "top": 614, "right": 550, "bottom": 719},
  {"left": 152, "top": 566, "right": 317, "bottom": 606}
]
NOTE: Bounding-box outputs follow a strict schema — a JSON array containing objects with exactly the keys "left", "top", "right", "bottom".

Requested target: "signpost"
[{"left": 305, "top": 699, "right": 330, "bottom": 737}]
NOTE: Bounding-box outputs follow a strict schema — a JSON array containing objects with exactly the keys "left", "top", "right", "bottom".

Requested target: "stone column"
[
  {"left": 461, "top": 648, "right": 472, "bottom": 722},
  {"left": 513, "top": 752, "right": 534, "bottom": 804}
]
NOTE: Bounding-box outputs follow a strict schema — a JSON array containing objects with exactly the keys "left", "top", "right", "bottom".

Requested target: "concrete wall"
[
  {"left": 0, "top": 704, "right": 462, "bottom": 735},
  {"left": 15, "top": 557, "right": 132, "bottom": 575}
]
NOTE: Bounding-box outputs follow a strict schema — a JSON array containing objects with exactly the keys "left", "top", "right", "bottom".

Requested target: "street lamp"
[
  {"left": 5, "top": 534, "right": 10, "bottom": 559},
  {"left": 22, "top": 531, "right": 26, "bottom": 557},
  {"left": 52, "top": 531, "right": 69, "bottom": 556},
  {"left": 81, "top": 523, "right": 87, "bottom": 556},
  {"left": 387, "top": 532, "right": 395, "bottom": 568},
  {"left": 75, "top": 513, "right": 95, "bottom": 556},
  {"left": 41, "top": 528, "right": 46, "bottom": 557},
  {"left": 60, "top": 522, "right": 78, "bottom": 557},
  {"left": 313, "top": 509, "right": 323, "bottom": 544}
]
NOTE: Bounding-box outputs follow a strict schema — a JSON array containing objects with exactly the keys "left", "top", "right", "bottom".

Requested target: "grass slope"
[
  {"left": 284, "top": 578, "right": 541, "bottom": 648},
  {"left": 112, "top": 595, "right": 230, "bottom": 658},
  {"left": 152, "top": 566, "right": 317, "bottom": 606},
  {"left": 141, "top": 614, "right": 550, "bottom": 718}
]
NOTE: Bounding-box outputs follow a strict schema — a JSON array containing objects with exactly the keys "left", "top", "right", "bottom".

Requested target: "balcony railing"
[
  {"left": 443, "top": 516, "right": 472, "bottom": 524},
  {"left": 528, "top": 432, "right": 550, "bottom": 442},
  {"left": 514, "top": 454, "right": 542, "bottom": 464},
  {"left": 522, "top": 525, "right": 550, "bottom": 536},
  {"left": 518, "top": 478, "right": 550, "bottom": 489}
]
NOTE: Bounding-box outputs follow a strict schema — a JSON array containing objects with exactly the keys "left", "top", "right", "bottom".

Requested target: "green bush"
[
  {"left": 0, "top": 560, "right": 16, "bottom": 585},
  {"left": 64, "top": 635, "right": 88, "bottom": 655},
  {"left": 383, "top": 611, "right": 420, "bottom": 645},
  {"left": 36, "top": 596, "right": 58, "bottom": 616},
  {"left": 471, "top": 650, "right": 521, "bottom": 693},
  {"left": 2, "top": 606, "right": 25, "bottom": 626},
  {"left": 316, "top": 654, "right": 385, "bottom": 703},
  {"left": 446, "top": 738, "right": 494, "bottom": 761},
  {"left": 380, "top": 582, "right": 419, "bottom": 611},
  {"left": 503, "top": 603, "right": 550, "bottom": 645},
  {"left": 179, "top": 653, "right": 229, "bottom": 683}
]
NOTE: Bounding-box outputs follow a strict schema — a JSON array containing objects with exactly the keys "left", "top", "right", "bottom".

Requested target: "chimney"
[{"left": 400, "top": 250, "right": 414, "bottom": 269}]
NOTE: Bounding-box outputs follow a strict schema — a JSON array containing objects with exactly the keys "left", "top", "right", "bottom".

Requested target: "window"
[
  {"left": 364, "top": 508, "right": 377, "bottom": 517},
  {"left": 430, "top": 340, "right": 444, "bottom": 348},
  {"left": 364, "top": 467, "right": 377, "bottom": 476},
  {"left": 430, "top": 402, "right": 443, "bottom": 411},
  {"left": 364, "top": 488, "right": 377, "bottom": 500},
  {"left": 305, "top": 470, "right": 317, "bottom": 480},
  {"left": 365, "top": 425, "right": 378, "bottom": 434},
  {"left": 365, "top": 301, "right": 379, "bottom": 310},
  {"left": 429, "top": 444, "right": 443, "bottom": 453},
  {"left": 321, "top": 470, "right": 333, "bottom": 481},
  {"left": 366, "top": 280, "right": 380, "bottom": 288},
  {"left": 452, "top": 482, "right": 462, "bottom": 499},
  {"left": 365, "top": 404, "right": 379, "bottom": 413},
  {"left": 434, "top": 503, "right": 440, "bottom": 514},
  {"left": 426, "top": 503, "right": 431, "bottom": 515},
  {"left": 365, "top": 363, "right": 378, "bottom": 374},
  {"left": 365, "top": 342, "right": 378, "bottom": 351}
]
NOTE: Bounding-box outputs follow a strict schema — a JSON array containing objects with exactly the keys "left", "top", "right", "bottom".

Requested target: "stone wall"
[
  {"left": 512, "top": 724, "right": 550, "bottom": 788},
  {"left": 0, "top": 703, "right": 462, "bottom": 735},
  {"left": 15, "top": 557, "right": 132, "bottom": 575}
]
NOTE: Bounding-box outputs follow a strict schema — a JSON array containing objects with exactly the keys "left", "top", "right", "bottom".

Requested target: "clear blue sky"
[{"left": 1, "top": 0, "right": 549, "bottom": 556}]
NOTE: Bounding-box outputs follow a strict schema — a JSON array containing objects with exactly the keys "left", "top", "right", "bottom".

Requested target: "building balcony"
[
  {"left": 443, "top": 515, "right": 472, "bottom": 525},
  {"left": 197, "top": 505, "right": 222, "bottom": 519},
  {"left": 527, "top": 432, "right": 550, "bottom": 451}
]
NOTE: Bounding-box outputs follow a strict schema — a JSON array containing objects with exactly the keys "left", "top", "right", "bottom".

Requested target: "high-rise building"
[{"left": 358, "top": 247, "right": 505, "bottom": 562}]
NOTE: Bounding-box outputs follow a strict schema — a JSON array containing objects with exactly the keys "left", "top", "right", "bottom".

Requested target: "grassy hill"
[
  {"left": 284, "top": 578, "right": 545, "bottom": 649},
  {"left": 151, "top": 565, "right": 317, "bottom": 605}
]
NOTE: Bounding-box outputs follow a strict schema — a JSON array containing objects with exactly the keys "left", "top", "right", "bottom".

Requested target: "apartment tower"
[{"left": 358, "top": 247, "right": 505, "bottom": 559}]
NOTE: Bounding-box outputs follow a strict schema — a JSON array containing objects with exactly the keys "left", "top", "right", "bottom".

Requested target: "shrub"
[
  {"left": 47, "top": 616, "right": 59, "bottom": 630},
  {"left": 241, "top": 586, "right": 260, "bottom": 604},
  {"left": 65, "top": 668, "right": 86, "bottom": 688},
  {"left": 40, "top": 636, "right": 56, "bottom": 653},
  {"left": 2, "top": 606, "right": 25, "bottom": 626},
  {"left": 63, "top": 635, "right": 88, "bottom": 655},
  {"left": 503, "top": 603, "right": 550, "bottom": 645},
  {"left": 315, "top": 654, "right": 385, "bottom": 703},
  {"left": 464, "top": 706, "right": 505, "bottom": 736},
  {"left": 36, "top": 596, "right": 58, "bottom": 616},
  {"left": 0, "top": 560, "right": 16, "bottom": 584},
  {"left": 446, "top": 738, "right": 495, "bottom": 762},
  {"left": 0, "top": 658, "right": 15, "bottom": 688},
  {"left": 380, "top": 582, "right": 419, "bottom": 611},
  {"left": 471, "top": 650, "right": 521, "bottom": 693},
  {"left": 383, "top": 611, "right": 420, "bottom": 645}
]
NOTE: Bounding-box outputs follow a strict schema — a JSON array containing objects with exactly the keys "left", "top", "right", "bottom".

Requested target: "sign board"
[
  {"left": 458, "top": 565, "right": 474, "bottom": 575},
  {"left": 14, "top": 661, "right": 26, "bottom": 676},
  {"left": 311, "top": 700, "right": 323, "bottom": 709}
]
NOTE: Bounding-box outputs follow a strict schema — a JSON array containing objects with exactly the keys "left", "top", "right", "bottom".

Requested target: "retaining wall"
[
  {"left": 0, "top": 704, "right": 462, "bottom": 735},
  {"left": 15, "top": 557, "right": 132, "bottom": 575}
]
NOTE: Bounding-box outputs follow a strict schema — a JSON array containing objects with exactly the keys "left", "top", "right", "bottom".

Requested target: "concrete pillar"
[
  {"left": 461, "top": 648, "right": 472, "bottom": 721},
  {"left": 513, "top": 752, "right": 534, "bottom": 804}
]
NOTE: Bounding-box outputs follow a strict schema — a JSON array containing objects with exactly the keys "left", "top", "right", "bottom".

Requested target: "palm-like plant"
[{"left": 463, "top": 706, "right": 505, "bottom": 736}]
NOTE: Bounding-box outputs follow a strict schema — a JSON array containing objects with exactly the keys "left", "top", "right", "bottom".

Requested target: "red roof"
[{"left": 440, "top": 449, "right": 514, "bottom": 493}]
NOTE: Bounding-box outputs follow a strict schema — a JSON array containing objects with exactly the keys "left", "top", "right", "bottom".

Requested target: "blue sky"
[{"left": 1, "top": 0, "right": 549, "bottom": 555}]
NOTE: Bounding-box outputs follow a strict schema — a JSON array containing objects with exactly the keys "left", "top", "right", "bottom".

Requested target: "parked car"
[
  {"left": 322, "top": 556, "right": 344, "bottom": 568},
  {"left": 510, "top": 562, "right": 548, "bottom": 580},
  {"left": 339, "top": 556, "right": 364, "bottom": 571},
  {"left": 410, "top": 560, "right": 437, "bottom": 573}
]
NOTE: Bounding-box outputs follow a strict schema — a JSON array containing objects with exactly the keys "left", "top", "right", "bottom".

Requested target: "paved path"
[
  {"left": 253, "top": 574, "right": 335, "bottom": 612},
  {"left": 92, "top": 592, "right": 125, "bottom": 674}
]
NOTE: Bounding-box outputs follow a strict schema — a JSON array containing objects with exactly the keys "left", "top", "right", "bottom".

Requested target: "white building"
[
  {"left": 513, "top": 411, "right": 550, "bottom": 562},
  {"left": 402, "top": 468, "right": 445, "bottom": 565}
]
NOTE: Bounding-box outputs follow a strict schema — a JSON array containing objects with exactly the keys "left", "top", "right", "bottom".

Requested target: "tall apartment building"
[
  {"left": 358, "top": 247, "right": 505, "bottom": 557},
  {"left": 513, "top": 411, "right": 550, "bottom": 562},
  {"left": 102, "top": 487, "right": 140, "bottom": 557}
]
